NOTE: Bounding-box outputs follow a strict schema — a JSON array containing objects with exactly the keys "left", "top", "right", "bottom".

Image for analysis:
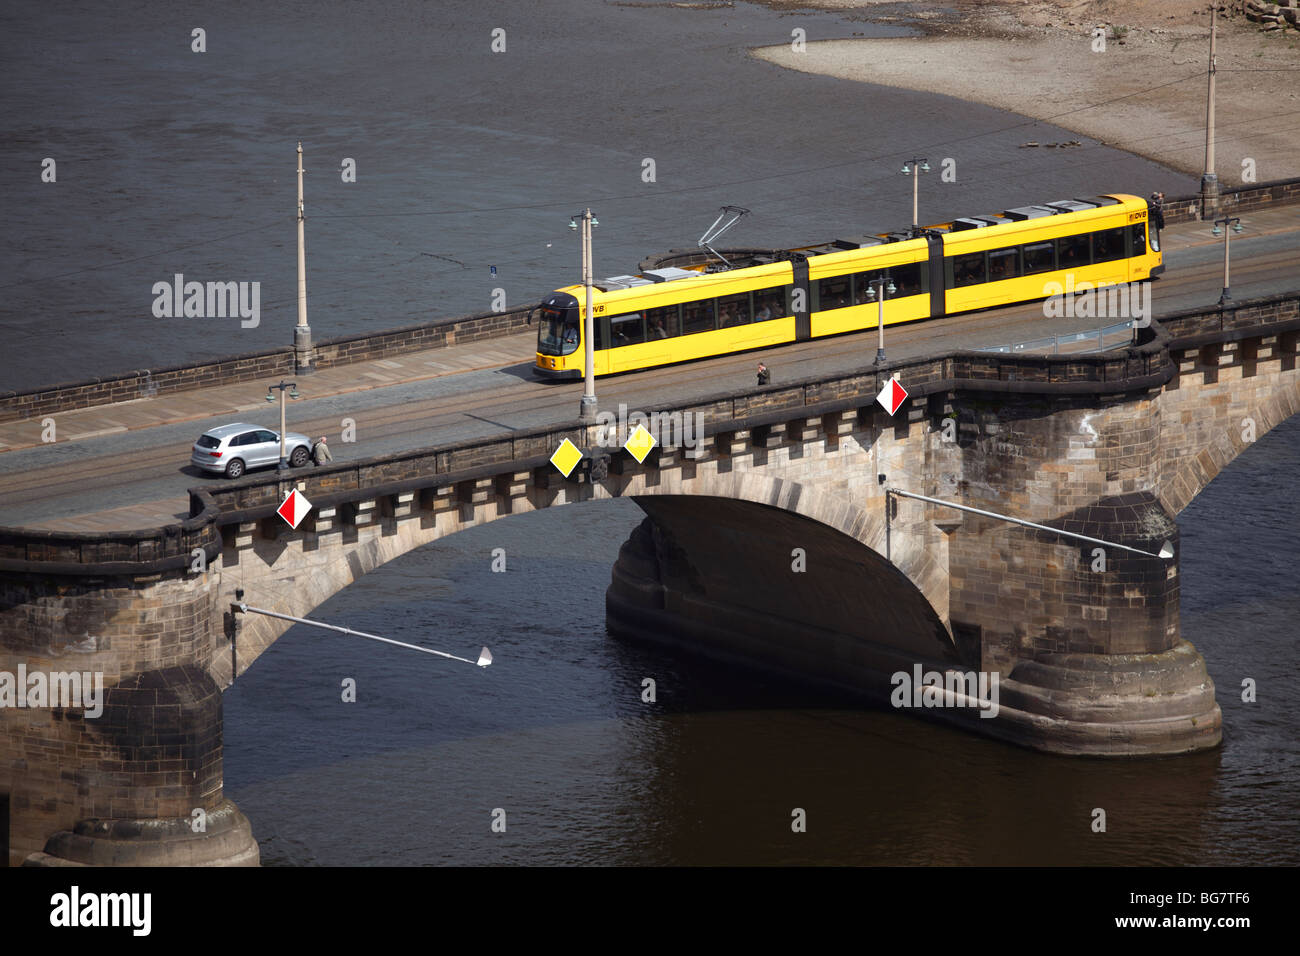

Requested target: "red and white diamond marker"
[
  {"left": 277, "top": 489, "right": 313, "bottom": 529},
  {"left": 876, "top": 377, "right": 909, "bottom": 416}
]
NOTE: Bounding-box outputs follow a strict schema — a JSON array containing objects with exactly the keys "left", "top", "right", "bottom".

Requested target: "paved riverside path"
[{"left": 2, "top": 206, "right": 1299, "bottom": 531}]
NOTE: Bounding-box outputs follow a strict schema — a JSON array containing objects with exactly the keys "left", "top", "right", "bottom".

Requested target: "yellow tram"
[{"left": 534, "top": 194, "right": 1162, "bottom": 378}]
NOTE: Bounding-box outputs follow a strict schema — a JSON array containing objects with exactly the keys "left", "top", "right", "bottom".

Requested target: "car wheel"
[
  {"left": 289, "top": 445, "right": 310, "bottom": 468},
  {"left": 225, "top": 458, "right": 246, "bottom": 479}
]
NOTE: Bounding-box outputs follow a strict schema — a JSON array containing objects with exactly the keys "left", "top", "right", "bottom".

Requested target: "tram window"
[
  {"left": 1057, "top": 234, "right": 1090, "bottom": 270},
  {"left": 1091, "top": 227, "right": 1127, "bottom": 263},
  {"left": 753, "top": 286, "right": 788, "bottom": 321},
  {"left": 1022, "top": 241, "right": 1055, "bottom": 275},
  {"left": 610, "top": 312, "right": 645, "bottom": 348},
  {"left": 853, "top": 270, "right": 884, "bottom": 305},
  {"left": 1130, "top": 222, "right": 1147, "bottom": 256},
  {"left": 645, "top": 304, "right": 680, "bottom": 339},
  {"left": 988, "top": 247, "right": 1020, "bottom": 281},
  {"left": 594, "top": 319, "right": 605, "bottom": 351},
  {"left": 892, "top": 262, "right": 923, "bottom": 296},
  {"left": 818, "top": 275, "right": 851, "bottom": 310},
  {"left": 952, "top": 252, "right": 987, "bottom": 287},
  {"left": 681, "top": 299, "right": 716, "bottom": 335},
  {"left": 538, "top": 306, "right": 581, "bottom": 356},
  {"left": 718, "top": 291, "right": 752, "bottom": 327}
]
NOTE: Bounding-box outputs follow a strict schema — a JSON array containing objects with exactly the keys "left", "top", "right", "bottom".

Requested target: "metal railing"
[{"left": 980, "top": 319, "right": 1134, "bottom": 355}]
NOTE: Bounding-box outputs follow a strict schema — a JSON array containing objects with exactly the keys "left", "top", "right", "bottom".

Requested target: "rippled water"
[
  {"left": 1, "top": 0, "right": 1185, "bottom": 391},
  {"left": 223, "top": 415, "right": 1300, "bottom": 866}
]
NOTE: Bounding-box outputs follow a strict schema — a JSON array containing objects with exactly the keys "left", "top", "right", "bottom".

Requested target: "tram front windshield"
[{"left": 538, "top": 304, "right": 580, "bottom": 356}]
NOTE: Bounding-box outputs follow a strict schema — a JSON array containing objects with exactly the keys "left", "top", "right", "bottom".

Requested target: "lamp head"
[
  {"left": 265, "top": 390, "right": 274, "bottom": 403},
  {"left": 901, "top": 164, "right": 911, "bottom": 175},
  {"left": 919, "top": 161, "right": 930, "bottom": 173},
  {"left": 1232, "top": 221, "right": 1243, "bottom": 234},
  {"left": 289, "top": 386, "right": 300, "bottom": 400},
  {"left": 568, "top": 218, "right": 578, "bottom": 231},
  {"left": 887, "top": 281, "right": 897, "bottom": 295},
  {"left": 1211, "top": 224, "right": 1223, "bottom": 237}
]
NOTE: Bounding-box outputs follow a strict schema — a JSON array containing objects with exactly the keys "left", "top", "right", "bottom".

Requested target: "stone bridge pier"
[
  {"left": 606, "top": 395, "right": 1216, "bottom": 756},
  {"left": 0, "top": 560, "right": 258, "bottom": 866}
]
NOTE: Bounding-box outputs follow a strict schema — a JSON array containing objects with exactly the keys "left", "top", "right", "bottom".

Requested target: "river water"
[
  {"left": 2, "top": 0, "right": 1294, "bottom": 865},
  {"left": 2, "top": 0, "right": 1187, "bottom": 392}
]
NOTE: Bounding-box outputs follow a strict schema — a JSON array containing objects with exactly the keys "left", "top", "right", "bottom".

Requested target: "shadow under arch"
[{"left": 608, "top": 495, "right": 959, "bottom": 701}]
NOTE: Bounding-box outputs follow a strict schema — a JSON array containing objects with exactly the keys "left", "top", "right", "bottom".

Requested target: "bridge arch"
[
  {"left": 1157, "top": 357, "right": 1300, "bottom": 515},
  {"left": 218, "top": 469, "right": 956, "bottom": 688}
]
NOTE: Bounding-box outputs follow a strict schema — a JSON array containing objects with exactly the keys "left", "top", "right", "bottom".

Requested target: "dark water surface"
[
  {"left": 222, "top": 414, "right": 1300, "bottom": 866},
  {"left": 2, "top": 0, "right": 1185, "bottom": 391}
]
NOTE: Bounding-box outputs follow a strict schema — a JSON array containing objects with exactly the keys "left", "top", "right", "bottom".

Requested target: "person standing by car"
[{"left": 312, "top": 435, "right": 333, "bottom": 466}]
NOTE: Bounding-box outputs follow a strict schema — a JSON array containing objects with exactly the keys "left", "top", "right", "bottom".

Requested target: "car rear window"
[{"left": 196, "top": 435, "right": 220, "bottom": 448}]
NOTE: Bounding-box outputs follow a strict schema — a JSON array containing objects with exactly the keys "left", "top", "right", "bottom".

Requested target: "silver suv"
[{"left": 191, "top": 422, "right": 313, "bottom": 478}]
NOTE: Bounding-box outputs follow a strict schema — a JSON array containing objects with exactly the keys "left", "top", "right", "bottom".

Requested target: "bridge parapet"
[
  {"left": 0, "top": 303, "right": 541, "bottom": 426},
  {"left": 0, "top": 511, "right": 220, "bottom": 577}
]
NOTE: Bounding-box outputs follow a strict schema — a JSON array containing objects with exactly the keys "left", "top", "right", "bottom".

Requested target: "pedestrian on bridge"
[
  {"left": 312, "top": 435, "right": 333, "bottom": 466},
  {"left": 757, "top": 362, "right": 771, "bottom": 386},
  {"left": 1150, "top": 191, "right": 1166, "bottom": 234}
]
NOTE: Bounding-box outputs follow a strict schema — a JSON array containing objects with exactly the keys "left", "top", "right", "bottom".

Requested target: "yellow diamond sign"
[
  {"left": 624, "top": 424, "right": 658, "bottom": 464},
  {"left": 550, "top": 438, "right": 583, "bottom": 477}
]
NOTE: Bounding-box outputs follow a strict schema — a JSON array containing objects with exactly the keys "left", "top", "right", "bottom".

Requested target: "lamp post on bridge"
[
  {"left": 570, "top": 208, "right": 599, "bottom": 423},
  {"left": 863, "top": 275, "right": 896, "bottom": 366},
  {"left": 901, "top": 157, "right": 930, "bottom": 236},
  {"left": 294, "top": 142, "right": 314, "bottom": 374},
  {"left": 265, "top": 379, "right": 300, "bottom": 473},
  {"left": 1200, "top": 5, "right": 1220, "bottom": 220},
  {"left": 1211, "top": 216, "right": 1243, "bottom": 306}
]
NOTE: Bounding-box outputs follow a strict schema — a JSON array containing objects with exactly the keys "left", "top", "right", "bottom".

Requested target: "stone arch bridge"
[{"left": 2, "top": 292, "right": 1297, "bottom": 866}]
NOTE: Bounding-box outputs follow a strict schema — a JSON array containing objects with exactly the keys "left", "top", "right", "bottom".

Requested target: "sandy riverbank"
[{"left": 751, "top": 0, "right": 1300, "bottom": 182}]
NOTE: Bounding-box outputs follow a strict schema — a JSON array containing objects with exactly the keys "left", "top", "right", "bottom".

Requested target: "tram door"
[
  {"left": 927, "top": 233, "right": 947, "bottom": 320},
  {"left": 792, "top": 257, "right": 811, "bottom": 341}
]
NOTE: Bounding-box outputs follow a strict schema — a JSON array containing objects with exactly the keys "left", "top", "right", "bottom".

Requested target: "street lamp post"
[
  {"left": 1200, "top": 5, "right": 1220, "bottom": 219},
  {"left": 863, "top": 275, "right": 896, "bottom": 366},
  {"left": 265, "top": 379, "right": 301, "bottom": 472},
  {"left": 1211, "top": 216, "right": 1243, "bottom": 305},
  {"left": 569, "top": 209, "right": 599, "bottom": 423},
  {"left": 295, "top": 142, "right": 314, "bottom": 374},
  {"left": 901, "top": 158, "right": 930, "bottom": 236}
]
